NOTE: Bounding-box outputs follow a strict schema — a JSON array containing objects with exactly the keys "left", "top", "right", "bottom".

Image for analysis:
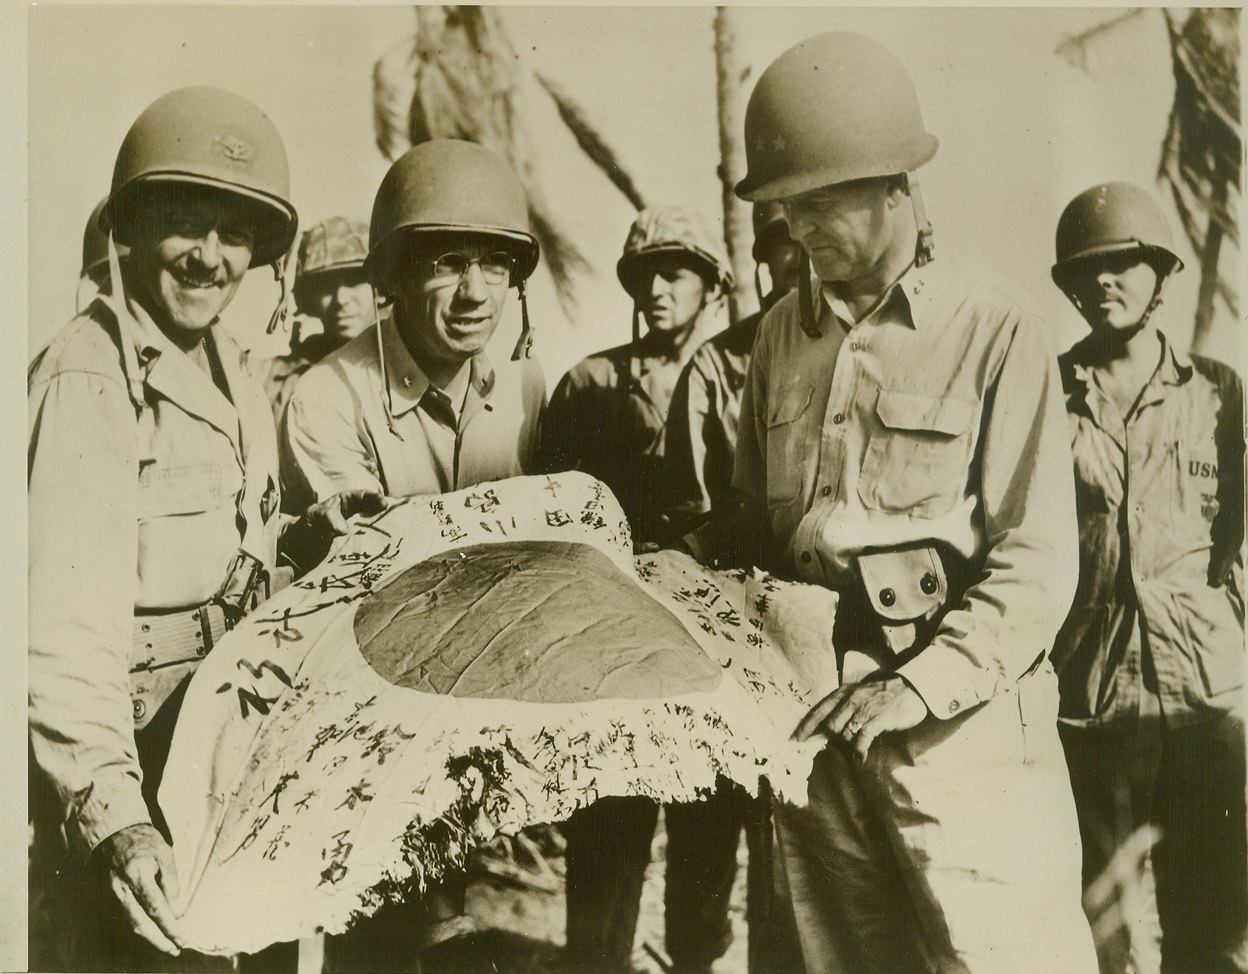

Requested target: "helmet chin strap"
[
  {"left": 266, "top": 248, "right": 296, "bottom": 335},
  {"left": 1066, "top": 255, "right": 1170, "bottom": 335},
  {"left": 107, "top": 231, "right": 148, "bottom": 417},
  {"left": 907, "top": 177, "right": 935, "bottom": 267},
  {"left": 797, "top": 249, "right": 821, "bottom": 339},
  {"left": 511, "top": 278, "right": 533, "bottom": 361},
  {"left": 373, "top": 288, "right": 404, "bottom": 441}
]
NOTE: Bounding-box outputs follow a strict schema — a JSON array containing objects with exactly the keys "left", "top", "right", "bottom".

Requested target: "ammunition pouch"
[{"left": 836, "top": 544, "right": 970, "bottom": 664}]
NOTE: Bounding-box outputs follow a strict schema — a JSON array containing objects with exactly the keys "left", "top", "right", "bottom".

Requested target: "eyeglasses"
[{"left": 428, "top": 252, "right": 515, "bottom": 287}]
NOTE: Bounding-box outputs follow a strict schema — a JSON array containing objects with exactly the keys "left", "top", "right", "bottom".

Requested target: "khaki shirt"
[
  {"left": 280, "top": 316, "right": 545, "bottom": 510},
  {"left": 714, "top": 259, "right": 1078, "bottom": 720},
  {"left": 28, "top": 295, "right": 281, "bottom": 854},
  {"left": 543, "top": 330, "right": 694, "bottom": 546},
  {"left": 1054, "top": 331, "right": 1245, "bottom": 728},
  {"left": 665, "top": 313, "right": 761, "bottom": 530}
]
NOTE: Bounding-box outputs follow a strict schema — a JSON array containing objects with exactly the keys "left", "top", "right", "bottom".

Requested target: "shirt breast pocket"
[
  {"left": 765, "top": 383, "right": 812, "bottom": 507},
  {"left": 137, "top": 461, "right": 227, "bottom": 518},
  {"left": 857, "top": 388, "right": 976, "bottom": 518}
]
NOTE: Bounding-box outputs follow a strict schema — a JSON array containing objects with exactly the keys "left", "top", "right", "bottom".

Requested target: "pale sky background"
[
  {"left": 24, "top": 5, "right": 1243, "bottom": 379},
  {"left": 5, "top": 6, "right": 1245, "bottom": 968}
]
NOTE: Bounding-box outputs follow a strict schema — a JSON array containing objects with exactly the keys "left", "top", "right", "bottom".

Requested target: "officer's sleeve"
[
  {"left": 897, "top": 314, "right": 1080, "bottom": 718},
  {"left": 279, "top": 377, "right": 384, "bottom": 514},
  {"left": 664, "top": 354, "right": 713, "bottom": 531},
  {"left": 28, "top": 370, "right": 152, "bottom": 855}
]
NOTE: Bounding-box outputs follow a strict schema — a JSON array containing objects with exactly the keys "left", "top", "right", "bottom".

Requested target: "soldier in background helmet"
[
  {"left": 542, "top": 205, "right": 737, "bottom": 974},
  {"left": 686, "top": 32, "right": 1097, "bottom": 974},
  {"left": 665, "top": 201, "right": 800, "bottom": 532},
  {"left": 543, "top": 204, "right": 732, "bottom": 547},
  {"left": 77, "top": 196, "right": 128, "bottom": 312},
  {"left": 263, "top": 216, "right": 379, "bottom": 421},
  {"left": 662, "top": 201, "right": 803, "bottom": 973},
  {"left": 279, "top": 139, "right": 545, "bottom": 519},
  {"left": 1049, "top": 183, "right": 1246, "bottom": 974},
  {"left": 28, "top": 87, "right": 381, "bottom": 972}
]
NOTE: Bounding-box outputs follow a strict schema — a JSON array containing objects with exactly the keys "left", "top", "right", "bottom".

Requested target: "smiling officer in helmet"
[
  {"left": 687, "top": 32, "right": 1097, "bottom": 974},
  {"left": 1050, "top": 183, "right": 1246, "bottom": 974},
  {"left": 275, "top": 138, "right": 545, "bottom": 972},
  {"left": 279, "top": 139, "right": 546, "bottom": 515},
  {"left": 28, "top": 87, "right": 383, "bottom": 972}
]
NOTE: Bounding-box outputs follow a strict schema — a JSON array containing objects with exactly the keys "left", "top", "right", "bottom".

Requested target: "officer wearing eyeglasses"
[{"left": 280, "top": 140, "right": 546, "bottom": 513}]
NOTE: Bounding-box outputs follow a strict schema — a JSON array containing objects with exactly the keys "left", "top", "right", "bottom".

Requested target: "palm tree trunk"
[
  {"left": 1192, "top": 179, "right": 1226, "bottom": 354},
  {"left": 714, "top": 7, "right": 756, "bottom": 323}
]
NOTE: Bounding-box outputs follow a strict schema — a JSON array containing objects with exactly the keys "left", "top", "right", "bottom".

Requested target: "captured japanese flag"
[{"left": 160, "top": 473, "right": 838, "bottom": 954}]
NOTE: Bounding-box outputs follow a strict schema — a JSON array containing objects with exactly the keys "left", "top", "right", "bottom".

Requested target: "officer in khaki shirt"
[
  {"left": 281, "top": 140, "right": 545, "bottom": 514},
  {"left": 690, "top": 33, "right": 1097, "bottom": 974},
  {"left": 28, "top": 87, "right": 377, "bottom": 972},
  {"left": 278, "top": 139, "right": 544, "bottom": 973}
]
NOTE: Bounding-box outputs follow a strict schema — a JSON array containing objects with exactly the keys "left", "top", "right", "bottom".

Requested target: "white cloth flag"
[{"left": 160, "top": 472, "right": 838, "bottom": 954}]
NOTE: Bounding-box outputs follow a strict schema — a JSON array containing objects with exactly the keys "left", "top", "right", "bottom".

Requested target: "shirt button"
[
  {"left": 133, "top": 699, "right": 146, "bottom": 721},
  {"left": 833, "top": 412, "right": 845, "bottom": 425},
  {"left": 879, "top": 587, "right": 896, "bottom": 607},
  {"left": 920, "top": 572, "right": 938, "bottom": 595},
  {"left": 849, "top": 342, "right": 860, "bottom": 352},
  {"left": 821, "top": 485, "right": 832, "bottom": 497},
  {"left": 800, "top": 551, "right": 813, "bottom": 564},
  {"left": 948, "top": 700, "right": 960, "bottom": 715}
]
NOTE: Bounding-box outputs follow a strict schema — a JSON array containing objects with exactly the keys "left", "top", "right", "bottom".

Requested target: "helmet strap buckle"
[
  {"left": 908, "top": 178, "right": 935, "bottom": 267},
  {"left": 511, "top": 278, "right": 534, "bottom": 361},
  {"left": 266, "top": 254, "right": 294, "bottom": 335},
  {"left": 797, "top": 250, "right": 820, "bottom": 338}
]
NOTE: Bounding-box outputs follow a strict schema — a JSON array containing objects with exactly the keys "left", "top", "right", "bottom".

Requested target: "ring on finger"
[{"left": 846, "top": 719, "right": 863, "bottom": 736}]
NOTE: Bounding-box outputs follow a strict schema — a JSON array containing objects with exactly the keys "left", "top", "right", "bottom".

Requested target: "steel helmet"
[
  {"left": 293, "top": 216, "right": 370, "bottom": 313},
  {"left": 81, "top": 196, "right": 127, "bottom": 281},
  {"left": 103, "top": 86, "right": 298, "bottom": 267},
  {"left": 365, "top": 140, "right": 539, "bottom": 289},
  {"left": 736, "top": 32, "right": 938, "bottom": 203},
  {"left": 1051, "top": 182, "right": 1183, "bottom": 289},
  {"left": 616, "top": 205, "right": 734, "bottom": 299},
  {"left": 751, "top": 201, "right": 791, "bottom": 262}
]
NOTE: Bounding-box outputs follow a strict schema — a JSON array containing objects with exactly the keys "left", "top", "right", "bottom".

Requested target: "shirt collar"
[
  {"left": 1066, "top": 328, "right": 1193, "bottom": 395},
  {"left": 818, "top": 259, "right": 936, "bottom": 333},
  {"left": 380, "top": 315, "right": 497, "bottom": 418},
  {"left": 1155, "top": 330, "right": 1193, "bottom": 386}
]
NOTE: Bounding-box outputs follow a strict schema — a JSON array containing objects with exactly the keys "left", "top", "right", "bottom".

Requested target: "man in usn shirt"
[{"left": 1049, "top": 181, "right": 1246, "bottom": 974}]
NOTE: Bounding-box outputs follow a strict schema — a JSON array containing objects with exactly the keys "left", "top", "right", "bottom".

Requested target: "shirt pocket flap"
[
  {"left": 875, "top": 389, "right": 975, "bottom": 436},
  {"left": 768, "top": 384, "right": 812, "bottom": 427},
  {"left": 138, "top": 462, "right": 225, "bottom": 517}
]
